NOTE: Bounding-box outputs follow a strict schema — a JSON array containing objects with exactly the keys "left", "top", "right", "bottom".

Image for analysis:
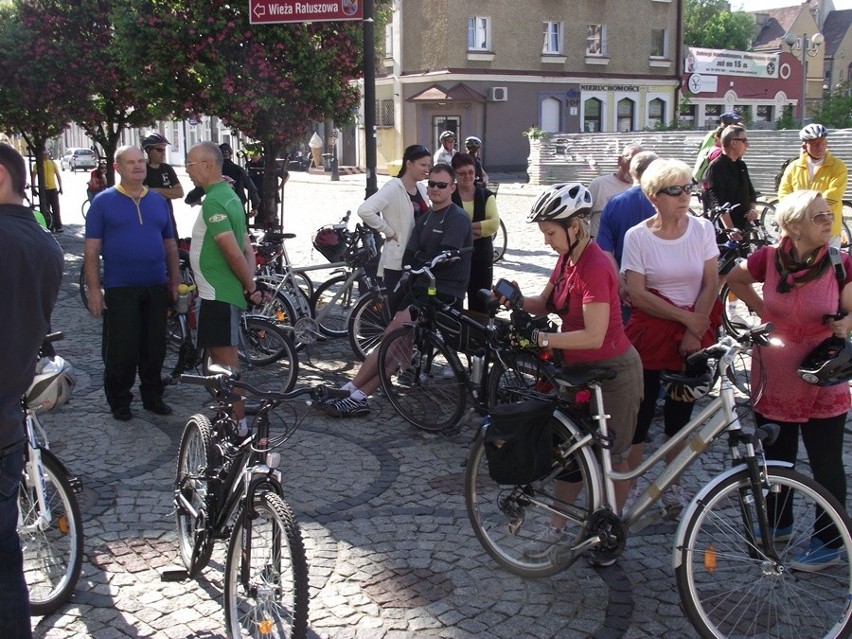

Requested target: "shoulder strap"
[{"left": 829, "top": 246, "right": 845, "bottom": 314}]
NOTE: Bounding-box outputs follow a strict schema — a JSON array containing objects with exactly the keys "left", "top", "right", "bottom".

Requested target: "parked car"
[{"left": 60, "top": 148, "right": 98, "bottom": 172}]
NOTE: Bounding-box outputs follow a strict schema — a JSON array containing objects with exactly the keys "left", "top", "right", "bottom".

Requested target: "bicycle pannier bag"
[{"left": 483, "top": 399, "right": 555, "bottom": 485}]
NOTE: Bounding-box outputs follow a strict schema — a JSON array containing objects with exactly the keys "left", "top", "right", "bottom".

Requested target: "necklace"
[{"left": 425, "top": 205, "right": 450, "bottom": 234}]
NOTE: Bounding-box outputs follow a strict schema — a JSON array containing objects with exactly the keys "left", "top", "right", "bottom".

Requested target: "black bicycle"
[
  {"left": 170, "top": 368, "right": 330, "bottom": 638},
  {"left": 376, "top": 250, "right": 558, "bottom": 433}
]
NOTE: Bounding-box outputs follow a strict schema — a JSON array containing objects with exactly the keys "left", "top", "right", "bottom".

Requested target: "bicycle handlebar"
[
  {"left": 403, "top": 247, "right": 475, "bottom": 275},
  {"left": 179, "top": 371, "right": 323, "bottom": 403},
  {"left": 686, "top": 322, "right": 775, "bottom": 366}
]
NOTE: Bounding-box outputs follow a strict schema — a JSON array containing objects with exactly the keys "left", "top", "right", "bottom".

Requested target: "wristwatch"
[{"left": 539, "top": 332, "right": 549, "bottom": 348}]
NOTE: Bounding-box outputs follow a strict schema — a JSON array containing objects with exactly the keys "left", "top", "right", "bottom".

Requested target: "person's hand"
[
  {"left": 249, "top": 209, "right": 258, "bottom": 218},
  {"left": 387, "top": 232, "right": 398, "bottom": 242},
  {"left": 683, "top": 311, "right": 710, "bottom": 338},
  {"left": 726, "top": 229, "right": 743, "bottom": 242},
  {"left": 516, "top": 323, "right": 540, "bottom": 348},
  {"left": 746, "top": 208, "right": 759, "bottom": 222},
  {"left": 87, "top": 288, "right": 105, "bottom": 319},
  {"left": 828, "top": 314, "right": 852, "bottom": 338},
  {"left": 679, "top": 332, "right": 701, "bottom": 357}
]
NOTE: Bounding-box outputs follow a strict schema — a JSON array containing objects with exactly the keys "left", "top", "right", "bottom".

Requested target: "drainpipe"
[{"left": 674, "top": 0, "right": 683, "bottom": 122}]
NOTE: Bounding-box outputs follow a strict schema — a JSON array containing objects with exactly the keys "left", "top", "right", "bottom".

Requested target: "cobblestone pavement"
[{"left": 30, "top": 169, "right": 852, "bottom": 638}]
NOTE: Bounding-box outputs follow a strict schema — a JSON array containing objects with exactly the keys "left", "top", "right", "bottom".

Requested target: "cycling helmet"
[
  {"left": 141, "top": 133, "right": 170, "bottom": 150},
  {"left": 660, "top": 362, "right": 713, "bottom": 402},
  {"left": 219, "top": 143, "right": 233, "bottom": 154},
  {"left": 797, "top": 336, "right": 852, "bottom": 386},
  {"left": 465, "top": 136, "right": 482, "bottom": 149},
  {"left": 719, "top": 112, "right": 743, "bottom": 125},
  {"left": 439, "top": 130, "right": 456, "bottom": 142},
  {"left": 25, "top": 356, "right": 76, "bottom": 412},
  {"left": 800, "top": 123, "right": 828, "bottom": 141},
  {"left": 527, "top": 183, "right": 593, "bottom": 223}
]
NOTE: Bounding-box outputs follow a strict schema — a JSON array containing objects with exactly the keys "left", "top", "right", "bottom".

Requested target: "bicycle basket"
[
  {"left": 312, "top": 226, "right": 347, "bottom": 263},
  {"left": 483, "top": 399, "right": 555, "bottom": 485}
]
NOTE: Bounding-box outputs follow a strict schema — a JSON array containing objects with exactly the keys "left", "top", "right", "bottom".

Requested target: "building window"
[
  {"left": 584, "top": 98, "right": 602, "bottom": 132},
  {"left": 468, "top": 16, "right": 491, "bottom": 51},
  {"left": 650, "top": 29, "right": 667, "bottom": 58},
  {"left": 704, "top": 104, "right": 722, "bottom": 124},
  {"left": 384, "top": 24, "right": 393, "bottom": 58},
  {"left": 617, "top": 98, "right": 635, "bottom": 132},
  {"left": 433, "top": 116, "right": 460, "bottom": 149},
  {"left": 586, "top": 25, "right": 606, "bottom": 56},
  {"left": 755, "top": 105, "right": 773, "bottom": 122},
  {"left": 542, "top": 21, "right": 563, "bottom": 55},
  {"left": 648, "top": 98, "right": 666, "bottom": 128},
  {"left": 375, "top": 99, "right": 395, "bottom": 127}
]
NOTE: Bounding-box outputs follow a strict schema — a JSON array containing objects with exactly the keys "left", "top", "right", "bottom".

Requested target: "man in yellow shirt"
[
  {"left": 778, "top": 123, "right": 848, "bottom": 247},
  {"left": 32, "top": 151, "right": 63, "bottom": 233}
]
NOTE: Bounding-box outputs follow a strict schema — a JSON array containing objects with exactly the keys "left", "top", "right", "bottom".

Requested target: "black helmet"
[
  {"left": 141, "top": 133, "right": 170, "bottom": 150},
  {"left": 798, "top": 336, "right": 852, "bottom": 386},
  {"left": 660, "top": 362, "right": 714, "bottom": 402},
  {"left": 219, "top": 143, "right": 233, "bottom": 154}
]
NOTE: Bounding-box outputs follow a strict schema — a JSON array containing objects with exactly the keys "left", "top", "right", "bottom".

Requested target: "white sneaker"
[
  {"left": 620, "top": 484, "right": 643, "bottom": 518},
  {"left": 661, "top": 484, "right": 692, "bottom": 519},
  {"left": 524, "top": 524, "right": 568, "bottom": 557}
]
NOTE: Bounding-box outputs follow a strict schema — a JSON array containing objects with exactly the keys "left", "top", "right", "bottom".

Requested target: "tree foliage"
[
  {"left": 684, "top": 0, "right": 756, "bottom": 50},
  {"left": 810, "top": 85, "right": 852, "bottom": 128}
]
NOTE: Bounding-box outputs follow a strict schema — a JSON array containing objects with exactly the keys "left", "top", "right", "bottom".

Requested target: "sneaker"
[
  {"left": 789, "top": 539, "right": 843, "bottom": 572},
  {"left": 315, "top": 386, "right": 351, "bottom": 405},
  {"left": 320, "top": 396, "right": 370, "bottom": 418},
  {"left": 751, "top": 523, "right": 793, "bottom": 544},
  {"left": 524, "top": 524, "right": 568, "bottom": 558},
  {"left": 661, "top": 484, "right": 692, "bottom": 519}
]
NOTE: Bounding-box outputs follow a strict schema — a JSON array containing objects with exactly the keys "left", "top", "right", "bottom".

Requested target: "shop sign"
[{"left": 684, "top": 47, "right": 779, "bottom": 79}]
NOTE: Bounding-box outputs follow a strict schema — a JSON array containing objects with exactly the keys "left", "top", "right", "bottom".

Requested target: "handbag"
[{"left": 483, "top": 399, "right": 555, "bottom": 485}]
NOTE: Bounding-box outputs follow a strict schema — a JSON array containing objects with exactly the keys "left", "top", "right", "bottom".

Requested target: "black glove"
[{"left": 518, "top": 324, "right": 540, "bottom": 348}]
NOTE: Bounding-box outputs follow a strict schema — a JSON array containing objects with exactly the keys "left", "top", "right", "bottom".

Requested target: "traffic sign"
[{"left": 249, "top": 0, "right": 363, "bottom": 24}]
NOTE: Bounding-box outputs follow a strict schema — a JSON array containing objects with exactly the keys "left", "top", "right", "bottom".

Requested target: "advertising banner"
[{"left": 684, "top": 47, "right": 780, "bottom": 79}]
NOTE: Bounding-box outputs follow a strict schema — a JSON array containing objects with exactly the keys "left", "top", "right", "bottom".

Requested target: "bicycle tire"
[
  {"left": 758, "top": 200, "right": 780, "bottom": 244},
  {"left": 81, "top": 198, "right": 90, "bottom": 218},
  {"left": 78, "top": 262, "right": 104, "bottom": 309},
  {"left": 465, "top": 414, "right": 597, "bottom": 578},
  {"left": 348, "top": 289, "right": 392, "bottom": 361},
  {"left": 719, "top": 281, "right": 764, "bottom": 338},
  {"left": 841, "top": 201, "right": 852, "bottom": 255},
  {"left": 485, "top": 351, "right": 559, "bottom": 409},
  {"left": 377, "top": 325, "right": 467, "bottom": 432},
  {"left": 174, "top": 414, "right": 214, "bottom": 575},
  {"left": 239, "top": 317, "right": 299, "bottom": 390},
  {"left": 224, "top": 491, "right": 309, "bottom": 639},
  {"left": 492, "top": 218, "right": 508, "bottom": 263},
  {"left": 162, "top": 312, "right": 197, "bottom": 383},
  {"left": 676, "top": 466, "right": 852, "bottom": 639},
  {"left": 20, "top": 449, "right": 84, "bottom": 616},
  {"left": 311, "top": 273, "right": 358, "bottom": 338}
]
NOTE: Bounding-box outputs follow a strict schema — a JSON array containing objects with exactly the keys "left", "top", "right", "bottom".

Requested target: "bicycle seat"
[
  {"left": 264, "top": 231, "right": 296, "bottom": 243},
  {"left": 554, "top": 367, "right": 616, "bottom": 388}
]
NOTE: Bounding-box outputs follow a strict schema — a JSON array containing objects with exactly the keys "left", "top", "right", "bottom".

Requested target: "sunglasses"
[
  {"left": 427, "top": 180, "right": 451, "bottom": 189},
  {"left": 811, "top": 212, "right": 834, "bottom": 225},
  {"left": 656, "top": 183, "right": 694, "bottom": 197}
]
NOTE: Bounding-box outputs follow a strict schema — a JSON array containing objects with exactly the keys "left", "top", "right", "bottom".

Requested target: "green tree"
[
  {"left": 684, "top": 0, "right": 756, "bottom": 50},
  {"left": 810, "top": 84, "right": 852, "bottom": 128},
  {"left": 136, "top": 0, "right": 365, "bottom": 226}
]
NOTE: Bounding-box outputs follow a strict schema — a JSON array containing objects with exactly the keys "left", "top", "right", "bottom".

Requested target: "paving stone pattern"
[{"left": 30, "top": 170, "right": 852, "bottom": 638}]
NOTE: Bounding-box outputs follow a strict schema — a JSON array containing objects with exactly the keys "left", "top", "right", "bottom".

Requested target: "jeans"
[{"left": 0, "top": 440, "right": 31, "bottom": 638}]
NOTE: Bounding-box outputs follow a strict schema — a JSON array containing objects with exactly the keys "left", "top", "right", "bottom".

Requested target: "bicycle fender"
[{"left": 671, "top": 460, "right": 794, "bottom": 570}]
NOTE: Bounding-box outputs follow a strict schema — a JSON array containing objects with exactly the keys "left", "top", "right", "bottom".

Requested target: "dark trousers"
[
  {"left": 757, "top": 411, "right": 848, "bottom": 546},
  {"left": 102, "top": 285, "right": 169, "bottom": 410},
  {"left": 46, "top": 188, "right": 61, "bottom": 231},
  {"left": 0, "top": 441, "right": 31, "bottom": 638},
  {"left": 466, "top": 259, "right": 493, "bottom": 314},
  {"left": 632, "top": 369, "right": 696, "bottom": 444}
]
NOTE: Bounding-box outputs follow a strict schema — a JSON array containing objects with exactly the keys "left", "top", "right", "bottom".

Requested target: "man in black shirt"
[
  {"left": 142, "top": 133, "right": 184, "bottom": 237},
  {"left": 705, "top": 125, "right": 758, "bottom": 238}
]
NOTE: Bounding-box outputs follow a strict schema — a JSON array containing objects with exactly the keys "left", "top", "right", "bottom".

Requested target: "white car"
[{"left": 60, "top": 148, "right": 98, "bottom": 172}]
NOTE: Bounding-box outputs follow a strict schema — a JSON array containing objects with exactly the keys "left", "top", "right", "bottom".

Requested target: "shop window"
[
  {"left": 584, "top": 98, "right": 602, "bottom": 132},
  {"left": 648, "top": 98, "right": 666, "bottom": 127},
  {"left": 755, "top": 105, "right": 772, "bottom": 122},
  {"left": 617, "top": 98, "right": 635, "bottom": 132}
]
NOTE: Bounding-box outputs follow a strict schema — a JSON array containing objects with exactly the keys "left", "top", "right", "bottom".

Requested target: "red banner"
[{"left": 249, "top": 0, "right": 363, "bottom": 24}]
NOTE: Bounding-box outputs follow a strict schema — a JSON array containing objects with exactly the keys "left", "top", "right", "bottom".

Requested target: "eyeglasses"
[
  {"left": 455, "top": 169, "right": 475, "bottom": 177},
  {"left": 733, "top": 138, "right": 749, "bottom": 144},
  {"left": 427, "top": 180, "right": 451, "bottom": 189},
  {"left": 656, "top": 183, "right": 694, "bottom": 197},
  {"left": 811, "top": 211, "right": 834, "bottom": 225},
  {"left": 186, "top": 160, "right": 207, "bottom": 168}
]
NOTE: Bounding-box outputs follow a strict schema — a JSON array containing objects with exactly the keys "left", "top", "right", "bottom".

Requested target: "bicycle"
[
  {"left": 487, "top": 182, "right": 507, "bottom": 263},
  {"left": 464, "top": 322, "right": 852, "bottom": 638},
  {"left": 19, "top": 333, "right": 84, "bottom": 616},
  {"left": 169, "top": 368, "right": 326, "bottom": 638},
  {"left": 376, "top": 250, "right": 558, "bottom": 433}
]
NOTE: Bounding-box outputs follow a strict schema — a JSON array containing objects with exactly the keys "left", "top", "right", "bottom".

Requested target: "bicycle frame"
[{"left": 20, "top": 414, "right": 53, "bottom": 534}]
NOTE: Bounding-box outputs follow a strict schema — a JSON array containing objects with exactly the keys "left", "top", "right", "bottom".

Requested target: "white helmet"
[
  {"left": 800, "top": 123, "right": 827, "bottom": 141},
  {"left": 439, "top": 130, "right": 456, "bottom": 142},
  {"left": 26, "top": 356, "right": 76, "bottom": 412},
  {"left": 465, "top": 136, "right": 482, "bottom": 149},
  {"left": 527, "top": 183, "right": 593, "bottom": 223}
]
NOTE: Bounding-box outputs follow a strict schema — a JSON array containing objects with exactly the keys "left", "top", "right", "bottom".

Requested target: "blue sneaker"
[
  {"left": 790, "top": 539, "right": 843, "bottom": 572},
  {"left": 752, "top": 523, "right": 793, "bottom": 543}
]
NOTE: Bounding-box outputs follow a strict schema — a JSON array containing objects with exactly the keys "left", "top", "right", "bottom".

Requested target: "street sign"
[{"left": 249, "top": 0, "right": 363, "bottom": 24}]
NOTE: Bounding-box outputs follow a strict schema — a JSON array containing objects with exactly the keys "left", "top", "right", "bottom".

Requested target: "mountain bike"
[
  {"left": 464, "top": 322, "right": 852, "bottom": 638},
  {"left": 19, "top": 333, "right": 84, "bottom": 616},
  {"left": 170, "top": 368, "right": 328, "bottom": 638},
  {"left": 376, "top": 250, "right": 558, "bottom": 433}
]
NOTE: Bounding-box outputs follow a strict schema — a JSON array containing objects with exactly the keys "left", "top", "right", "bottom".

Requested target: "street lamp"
[{"left": 784, "top": 31, "right": 824, "bottom": 125}]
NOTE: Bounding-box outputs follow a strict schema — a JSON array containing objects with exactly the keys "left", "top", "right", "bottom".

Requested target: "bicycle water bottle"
[
  {"left": 175, "top": 283, "right": 191, "bottom": 314},
  {"left": 470, "top": 354, "right": 484, "bottom": 385}
]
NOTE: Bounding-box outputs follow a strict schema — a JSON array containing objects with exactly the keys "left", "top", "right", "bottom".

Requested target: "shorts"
[
  {"left": 563, "top": 346, "right": 643, "bottom": 463},
  {"left": 196, "top": 299, "right": 240, "bottom": 348}
]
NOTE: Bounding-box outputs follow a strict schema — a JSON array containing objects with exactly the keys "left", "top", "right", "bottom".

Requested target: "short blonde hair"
[
  {"left": 775, "top": 190, "right": 825, "bottom": 235},
  {"left": 640, "top": 158, "right": 691, "bottom": 198}
]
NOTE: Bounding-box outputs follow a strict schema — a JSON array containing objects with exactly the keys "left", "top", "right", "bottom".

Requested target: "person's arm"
[
  {"left": 474, "top": 195, "right": 499, "bottom": 238},
  {"left": 84, "top": 238, "right": 104, "bottom": 317},
  {"left": 243, "top": 167, "right": 261, "bottom": 211},
  {"left": 726, "top": 262, "right": 764, "bottom": 317},
  {"left": 54, "top": 162, "right": 62, "bottom": 193},
  {"left": 536, "top": 302, "right": 609, "bottom": 350},
  {"left": 213, "top": 230, "right": 256, "bottom": 295},
  {"left": 479, "top": 165, "right": 489, "bottom": 185},
  {"left": 163, "top": 238, "right": 180, "bottom": 300},
  {"left": 829, "top": 279, "right": 852, "bottom": 337},
  {"left": 821, "top": 160, "right": 848, "bottom": 215},
  {"left": 625, "top": 270, "right": 710, "bottom": 338},
  {"left": 777, "top": 162, "right": 795, "bottom": 200},
  {"left": 357, "top": 183, "right": 396, "bottom": 239},
  {"left": 153, "top": 166, "right": 184, "bottom": 200}
]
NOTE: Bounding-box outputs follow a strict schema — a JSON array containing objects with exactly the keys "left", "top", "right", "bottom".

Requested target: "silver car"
[{"left": 60, "top": 148, "right": 98, "bottom": 172}]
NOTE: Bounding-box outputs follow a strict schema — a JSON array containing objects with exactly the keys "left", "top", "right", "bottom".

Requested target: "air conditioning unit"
[{"left": 487, "top": 87, "right": 508, "bottom": 102}]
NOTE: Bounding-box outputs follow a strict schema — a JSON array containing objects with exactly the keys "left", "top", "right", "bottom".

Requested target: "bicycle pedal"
[{"left": 160, "top": 565, "right": 190, "bottom": 582}]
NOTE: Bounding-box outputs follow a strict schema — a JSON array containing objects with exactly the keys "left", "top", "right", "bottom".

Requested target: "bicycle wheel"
[
  {"left": 486, "top": 351, "right": 559, "bottom": 408},
  {"left": 81, "top": 198, "right": 90, "bottom": 218},
  {"left": 311, "top": 273, "right": 358, "bottom": 338},
  {"left": 239, "top": 317, "right": 299, "bottom": 390},
  {"left": 841, "top": 202, "right": 852, "bottom": 254},
  {"left": 758, "top": 200, "right": 780, "bottom": 244},
  {"left": 465, "top": 414, "right": 597, "bottom": 578},
  {"left": 174, "top": 414, "right": 214, "bottom": 574},
  {"left": 377, "top": 325, "right": 466, "bottom": 432},
  {"left": 676, "top": 466, "right": 852, "bottom": 639},
  {"left": 348, "top": 289, "right": 392, "bottom": 361},
  {"left": 720, "top": 281, "right": 764, "bottom": 338},
  {"left": 224, "top": 491, "right": 309, "bottom": 639},
  {"left": 492, "top": 219, "right": 508, "bottom": 263},
  {"left": 162, "top": 312, "right": 198, "bottom": 384},
  {"left": 20, "top": 449, "right": 84, "bottom": 616},
  {"left": 78, "top": 262, "right": 104, "bottom": 309}
]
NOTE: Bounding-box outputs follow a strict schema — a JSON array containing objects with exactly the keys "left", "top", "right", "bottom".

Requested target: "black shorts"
[{"left": 196, "top": 299, "right": 240, "bottom": 348}]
